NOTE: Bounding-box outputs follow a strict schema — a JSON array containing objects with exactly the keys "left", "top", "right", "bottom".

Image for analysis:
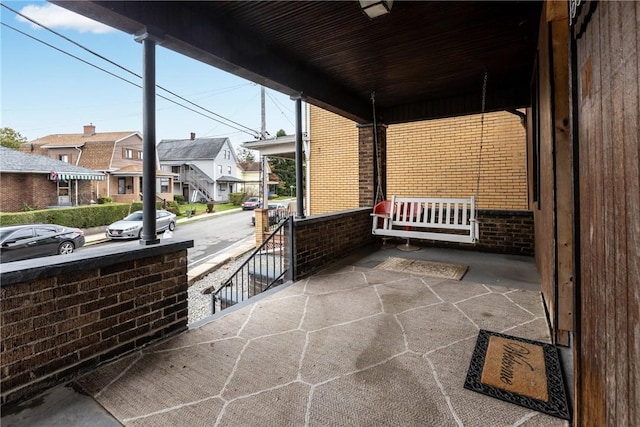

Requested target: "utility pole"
[
  {"left": 260, "top": 85, "right": 268, "bottom": 207},
  {"left": 260, "top": 86, "right": 267, "bottom": 140}
]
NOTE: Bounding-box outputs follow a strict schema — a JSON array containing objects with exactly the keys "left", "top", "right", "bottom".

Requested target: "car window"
[
  {"left": 0, "top": 230, "right": 15, "bottom": 241},
  {"left": 35, "top": 226, "right": 59, "bottom": 236},
  {"left": 157, "top": 211, "right": 168, "bottom": 218},
  {"left": 7, "top": 228, "right": 34, "bottom": 241},
  {"left": 124, "top": 212, "right": 143, "bottom": 221}
]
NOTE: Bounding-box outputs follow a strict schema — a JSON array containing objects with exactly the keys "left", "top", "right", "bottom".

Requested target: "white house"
[{"left": 157, "top": 133, "right": 243, "bottom": 203}]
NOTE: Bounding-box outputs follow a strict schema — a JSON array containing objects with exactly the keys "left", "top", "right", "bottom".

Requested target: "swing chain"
[
  {"left": 474, "top": 70, "right": 488, "bottom": 227},
  {"left": 372, "top": 91, "right": 385, "bottom": 205}
]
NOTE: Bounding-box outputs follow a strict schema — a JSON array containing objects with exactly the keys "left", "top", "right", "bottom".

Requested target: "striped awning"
[{"left": 51, "top": 171, "right": 106, "bottom": 181}]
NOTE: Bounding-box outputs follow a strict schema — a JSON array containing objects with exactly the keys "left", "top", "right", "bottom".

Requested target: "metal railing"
[{"left": 211, "top": 217, "right": 291, "bottom": 314}]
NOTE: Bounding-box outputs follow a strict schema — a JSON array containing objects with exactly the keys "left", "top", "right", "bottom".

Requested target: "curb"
[{"left": 187, "top": 237, "right": 256, "bottom": 285}]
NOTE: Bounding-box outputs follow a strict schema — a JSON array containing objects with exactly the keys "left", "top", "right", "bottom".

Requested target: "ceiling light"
[{"left": 359, "top": 0, "right": 393, "bottom": 19}]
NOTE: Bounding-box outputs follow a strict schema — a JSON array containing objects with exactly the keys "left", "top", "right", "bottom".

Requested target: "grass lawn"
[{"left": 178, "top": 202, "right": 237, "bottom": 217}]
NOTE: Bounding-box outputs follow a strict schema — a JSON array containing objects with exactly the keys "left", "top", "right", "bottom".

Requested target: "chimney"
[
  {"left": 83, "top": 123, "right": 96, "bottom": 137},
  {"left": 190, "top": 132, "right": 196, "bottom": 140}
]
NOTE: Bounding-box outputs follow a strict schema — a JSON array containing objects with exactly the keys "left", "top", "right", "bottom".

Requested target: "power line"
[
  {"left": 265, "top": 90, "right": 295, "bottom": 128},
  {"left": 2, "top": 21, "right": 259, "bottom": 138},
  {"left": 1, "top": 3, "right": 261, "bottom": 138}
]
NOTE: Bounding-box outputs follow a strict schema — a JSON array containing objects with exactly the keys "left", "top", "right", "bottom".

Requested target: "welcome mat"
[
  {"left": 464, "top": 330, "right": 570, "bottom": 420},
  {"left": 375, "top": 257, "right": 468, "bottom": 280}
]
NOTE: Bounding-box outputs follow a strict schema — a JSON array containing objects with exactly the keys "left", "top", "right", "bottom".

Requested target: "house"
[
  {"left": 157, "top": 133, "right": 243, "bottom": 203},
  {"left": 241, "top": 133, "right": 309, "bottom": 199},
  {"left": 21, "top": 124, "right": 175, "bottom": 204},
  {"left": 0, "top": 146, "right": 105, "bottom": 212},
  {"left": 237, "top": 161, "right": 280, "bottom": 198},
  {"left": 7, "top": 2, "right": 638, "bottom": 424}
]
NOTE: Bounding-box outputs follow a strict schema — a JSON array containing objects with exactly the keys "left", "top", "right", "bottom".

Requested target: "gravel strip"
[{"left": 187, "top": 251, "right": 252, "bottom": 324}]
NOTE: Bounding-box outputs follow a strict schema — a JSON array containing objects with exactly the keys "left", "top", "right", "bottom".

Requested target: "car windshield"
[{"left": 123, "top": 212, "right": 144, "bottom": 221}]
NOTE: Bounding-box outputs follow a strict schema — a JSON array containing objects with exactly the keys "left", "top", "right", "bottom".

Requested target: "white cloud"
[{"left": 17, "top": 4, "right": 115, "bottom": 34}]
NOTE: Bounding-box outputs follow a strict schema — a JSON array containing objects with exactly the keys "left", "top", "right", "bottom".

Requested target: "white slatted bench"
[{"left": 371, "top": 196, "right": 478, "bottom": 244}]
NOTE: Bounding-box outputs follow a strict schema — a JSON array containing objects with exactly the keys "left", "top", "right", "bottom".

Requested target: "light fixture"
[{"left": 359, "top": 0, "right": 393, "bottom": 19}]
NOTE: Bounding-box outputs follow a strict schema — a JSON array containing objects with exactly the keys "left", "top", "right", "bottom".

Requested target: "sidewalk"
[{"left": 82, "top": 207, "right": 256, "bottom": 284}]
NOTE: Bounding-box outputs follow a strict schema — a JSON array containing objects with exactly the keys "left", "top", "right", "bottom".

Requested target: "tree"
[
  {"left": 276, "top": 129, "right": 287, "bottom": 137},
  {"left": 237, "top": 148, "right": 256, "bottom": 163},
  {"left": 1, "top": 127, "right": 27, "bottom": 150},
  {"left": 269, "top": 157, "right": 296, "bottom": 195}
]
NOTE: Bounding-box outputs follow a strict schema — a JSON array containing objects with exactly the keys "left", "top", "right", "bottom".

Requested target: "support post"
[
  {"left": 292, "top": 94, "right": 305, "bottom": 218},
  {"left": 136, "top": 31, "right": 160, "bottom": 245}
]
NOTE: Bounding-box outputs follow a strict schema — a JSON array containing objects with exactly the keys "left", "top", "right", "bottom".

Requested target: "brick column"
[
  {"left": 254, "top": 208, "right": 268, "bottom": 246},
  {"left": 357, "top": 123, "right": 387, "bottom": 207}
]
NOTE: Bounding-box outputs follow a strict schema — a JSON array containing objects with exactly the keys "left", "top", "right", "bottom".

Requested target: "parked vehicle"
[
  {"left": 241, "top": 197, "right": 262, "bottom": 210},
  {"left": 106, "top": 210, "right": 176, "bottom": 240},
  {"left": 0, "top": 224, "right": 85, "bottom": 263},
  {"left": 251, "top": 203, "right": 288, "bottom": 226}
]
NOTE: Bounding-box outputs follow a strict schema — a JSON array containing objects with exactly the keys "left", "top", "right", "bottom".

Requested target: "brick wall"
[
  {"left": 309, "top": 106, "right": 528, "bottom": 213},
  {"left": 309, "top": 107, "right": 359, "bottom": 214},
  {"left": 396, "top": 210, "right": 534, "bottom": 255},
  {"left": 292, "top": 208, "right": 375, "bottom": 279},
  {"left": 387, "top": 111, "right": 528, "bottom": 210},
  {"left": 0, "top": 241, "right": 192, "bottom": 405},
  {"left": 1, "top": 173, "right": 58, "bottom": 211},
  {"left": 0, "top": 173, "right": 96, "bottom": 212}
]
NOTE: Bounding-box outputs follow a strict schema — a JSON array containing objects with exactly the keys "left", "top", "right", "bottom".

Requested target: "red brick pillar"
[{"left": 357, "top": 123, "right": 387, "bottom": 207}]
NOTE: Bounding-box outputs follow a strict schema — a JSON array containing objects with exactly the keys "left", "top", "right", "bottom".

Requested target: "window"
[
  {"left": 171, "top": 166, "right": 180, "bottom": 174},
  {"left": 9, "top": 228, "right": 34, "bottom": 241},
  {"left": 218, "top": 165, "right": 222, "bottom": 174},
  {"left": 137, "top": 150, "right": 143, "bottom": 160},
  {"left": 160, "top": 178, "right": 169, "bottom": 193},
  {"left": 218, "top": 183, "right": 226, "bottom": 192},
  {"left": 227, "top": 166, "right": 232, "bottom": 174},
  {"left": 35, "top": 226, "right": 58, "bottom": 237},
  {"left": 124, "top": 148, "right": 133, "bottom": 159},
  {"left": 59, "top": 154, "right": 69, "bottom": 163}
]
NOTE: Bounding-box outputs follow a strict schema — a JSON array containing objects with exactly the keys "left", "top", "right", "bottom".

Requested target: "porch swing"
[{"left": 371, "top": 71, "right": 487, "bottom": 249}]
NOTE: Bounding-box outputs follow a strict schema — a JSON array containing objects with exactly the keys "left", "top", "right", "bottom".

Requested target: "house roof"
[
  {"left": 29, "top": 131, "right": 138, "bottom": 147},
  {"left": 239, "top": 162, "right": 261, "bottom": 172},
  {"left": 157, "top": 138, "right": 229, "bottom": 161},
  {"left": 52, "top": 1, "right": 542, "bottom": 124},
  {"left": 0, "top": 146, "right": 105, "bottom": 180},
  {"left": 216, "top": 175, "right": 244, "bottom": 183},
  {"left": 77, "top": 141, "right": 118, "bottom": 170},
  {"left": 110, "top": 164, "right": 176, "bottom": 178}
]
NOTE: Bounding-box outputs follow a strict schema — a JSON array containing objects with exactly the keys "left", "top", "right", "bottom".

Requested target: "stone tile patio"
[{"left": 68, "top": 255, "right": 568, "bottom": 427}]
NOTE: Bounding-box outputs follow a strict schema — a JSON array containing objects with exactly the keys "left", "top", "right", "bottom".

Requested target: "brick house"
[
  {"left": 22, "top": 124, "right": 175, "bottom": 204},
  {"left": 0, "top": 146, "right": 105, "bottom": 212}
]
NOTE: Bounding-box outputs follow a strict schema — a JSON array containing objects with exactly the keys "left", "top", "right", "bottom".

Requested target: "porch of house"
[{"left": 3, "top": 243, "right": 571, "bottom": 427}]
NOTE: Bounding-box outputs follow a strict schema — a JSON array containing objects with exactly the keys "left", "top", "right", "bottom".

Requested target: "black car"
[{"left": 0, "top": 224, "right": 86, "bottom": 263}]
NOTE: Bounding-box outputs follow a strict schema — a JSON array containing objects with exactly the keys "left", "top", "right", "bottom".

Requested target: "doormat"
[
  {"left": 374, "top": 257, "right": 468, "bottom": 280},
  {"left": 464, "top": 330, "right": 570, "bottom": 420}
]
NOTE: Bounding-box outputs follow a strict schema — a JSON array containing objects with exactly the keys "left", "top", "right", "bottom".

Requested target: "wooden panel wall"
[
  {"left": 534, "top": 2, "right": 575, "bottom": 346},
  {"left": 574, "top": 1, "right": 640, "bottom": 425}
]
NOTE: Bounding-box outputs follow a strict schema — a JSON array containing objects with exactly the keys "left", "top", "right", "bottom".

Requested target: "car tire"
[
  {"left": 169, "top": 221, "right": 176, "bottom": 231},
  {"left": 58, "top": 241, "right": 74, "bottom": 255},
  {"left": 138, "top": 229, "right": 143, "bottom": 239}
]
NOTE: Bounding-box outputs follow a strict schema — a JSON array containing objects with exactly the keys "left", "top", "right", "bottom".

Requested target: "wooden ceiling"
[{"left": 54, "top": 1, "right": 542, "bottom": 124}]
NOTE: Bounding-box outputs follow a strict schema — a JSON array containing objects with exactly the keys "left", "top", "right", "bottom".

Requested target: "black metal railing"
[{"left": 211, "top": 217, "right": 291, "bottom": 314}]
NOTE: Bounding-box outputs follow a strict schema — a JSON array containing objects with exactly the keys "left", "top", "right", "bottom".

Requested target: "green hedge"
[
  {"left": 0, "top": 202, "right": 144, "bottom": 228},
  {"left": 229, "top": 192, "right": 248, "bottom": 206}
]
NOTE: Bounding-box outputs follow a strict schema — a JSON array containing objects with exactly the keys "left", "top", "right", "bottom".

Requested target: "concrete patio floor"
[{"left": 2, "top": 243, "right": 571, "bottom": 426}]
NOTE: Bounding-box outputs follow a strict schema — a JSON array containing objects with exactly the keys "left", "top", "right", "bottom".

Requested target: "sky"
[{"left": 0, "top": 1, "right": 297, "bottom": 150}]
